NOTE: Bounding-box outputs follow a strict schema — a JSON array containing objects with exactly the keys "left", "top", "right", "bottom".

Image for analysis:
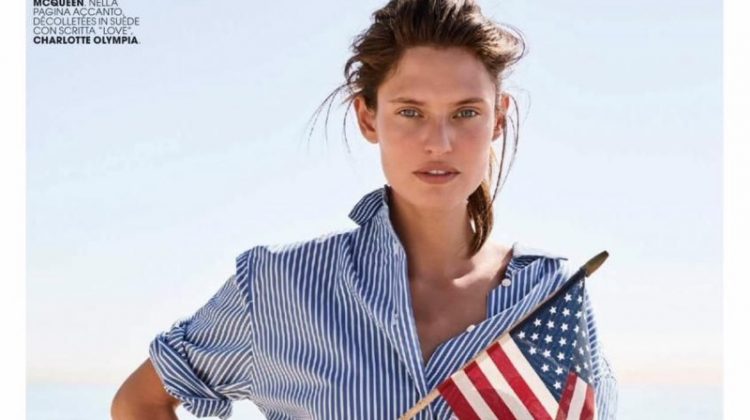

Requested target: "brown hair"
[{"left": 307, "top": 0, "right": 527, "bottom": 256}]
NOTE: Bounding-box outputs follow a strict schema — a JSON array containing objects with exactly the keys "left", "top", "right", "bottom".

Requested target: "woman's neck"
[{"left": 388, "top": 188, "right": 479, "bottom": 285}]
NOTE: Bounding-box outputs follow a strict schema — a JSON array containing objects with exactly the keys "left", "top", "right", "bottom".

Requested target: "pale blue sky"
[{"left": 27, "top": 0, "right": 721, "bottom": 389}]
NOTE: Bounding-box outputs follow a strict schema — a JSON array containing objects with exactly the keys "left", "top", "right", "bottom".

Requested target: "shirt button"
[
  {"left": 501, "top": 278, "right": 512, "bottom": 287},
  {"left": 466, "top": 324, "right": 476, "bottom": 332}
]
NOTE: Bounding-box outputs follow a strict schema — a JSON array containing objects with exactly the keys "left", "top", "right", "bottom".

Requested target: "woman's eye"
[
  {"left": 398, "top": 109, "right": 420, "bottom": 118},
  {"left": 456, "top": 109, "right": 479, "bottom": 118}
]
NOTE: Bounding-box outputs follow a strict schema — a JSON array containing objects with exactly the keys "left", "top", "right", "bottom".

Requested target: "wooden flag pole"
[{"left": 397, "top": 250, "right": 609, "bottom": 420}]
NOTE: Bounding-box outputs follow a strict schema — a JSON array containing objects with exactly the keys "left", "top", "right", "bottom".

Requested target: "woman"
[{"left": 112, "top": 0, "right": 618, "bottom": 418}]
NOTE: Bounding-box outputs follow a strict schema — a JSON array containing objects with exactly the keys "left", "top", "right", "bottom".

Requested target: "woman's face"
[{"left": 354, "top": 46, "right": 509, "bottom": 211}]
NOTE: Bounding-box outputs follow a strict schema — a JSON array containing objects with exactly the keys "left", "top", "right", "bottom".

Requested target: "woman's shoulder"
[
  {"left": 511, "top": 241, "right": 569, "bottom": 261},
  {"left": 510, "top": 241, "right": 569, "bottom": 273},
  {"left": 230, "top": 228, "right": 361, "bottom": 297},
  {"left": 506, "top": 241, "right": 581, "bottom": 289},
  {"left": 235, "top": 227, "right": 359, "bottom": 266},
  {"left": 510, "top": 242, "right": 610, "bottom": 302}
]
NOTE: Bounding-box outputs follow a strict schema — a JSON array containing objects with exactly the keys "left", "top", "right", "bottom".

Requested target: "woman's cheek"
[
  {"left": 387, "top": 121, "right": 422, "bottom": 142},
  {"left": 380, "top": 127, "right": 423, "bottom": 156},
  {"left": 458, "top": 120, "right": 492, "bottom": 139}
]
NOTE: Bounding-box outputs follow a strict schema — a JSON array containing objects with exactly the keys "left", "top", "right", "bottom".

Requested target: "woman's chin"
[{"left": 396, "top": 184, "right": 472, "bottom": 211}]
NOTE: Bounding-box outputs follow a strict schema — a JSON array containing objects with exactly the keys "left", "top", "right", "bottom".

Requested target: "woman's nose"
[{"left": 423, "top": 119, "right": 453, "bottom": 154}]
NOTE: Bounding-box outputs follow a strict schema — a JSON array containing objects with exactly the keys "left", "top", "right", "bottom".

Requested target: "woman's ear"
[
  {"left": 354, "top": 95, "right": 378, "bottom": 144},
  {"left": 492, "top": 93, "right": 510, "bottom": 141}
]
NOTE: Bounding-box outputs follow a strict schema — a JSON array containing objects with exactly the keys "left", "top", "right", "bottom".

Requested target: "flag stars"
[{"left": 492, "top": 280, "right": 596, "bottom": 395}]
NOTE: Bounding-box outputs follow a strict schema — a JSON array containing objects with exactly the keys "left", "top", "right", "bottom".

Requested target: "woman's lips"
[{"left": 413, "top": 171, "right": 459, "bottom": 184}]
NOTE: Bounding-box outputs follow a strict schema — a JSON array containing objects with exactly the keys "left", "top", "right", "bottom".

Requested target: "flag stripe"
[
  {"left": 438, "top": 377, "right": 481, "bottom": 420},
  {"left": 476, "top": 352, "right": 534, "bottom": 418},
  {"left": 566, "top": 377, "right": 588, "bottom": 420},
  {"left": 581, "top": 381, "right": 596, "bottom": 420},
  {"left": 487, "top": 342, "right": 548, "bottom": 419},
  {"left": 499, "top": 335, "right": 560, "bottom": 417},
  {"left": 465, "top": 359, "right": 515, "bottom": 418},
  {"left": 555, "top": 372, "right": 579, "bottom": 420},
  {"left": 453, "top": 369, "right": 499, "bottom": 420},
  {"left": 490, "top": 338, "right": 555, "bottom": 419}
]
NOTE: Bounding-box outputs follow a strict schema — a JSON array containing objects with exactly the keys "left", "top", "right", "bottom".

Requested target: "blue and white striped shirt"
[{"left": 149, "top": 185, "right": 618, "bottom": 419}]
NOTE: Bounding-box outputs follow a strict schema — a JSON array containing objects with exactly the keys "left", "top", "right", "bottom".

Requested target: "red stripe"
[
  {"left": 580, "top": 383, "right": 596, "bottom": 420},
  {"left": 487, "top": 341, "right": 553, "bottom": 420},
  {"left": 555, "top": 372, "right": 579, "bottom": 420},
  {"left": 438, "top": 377, "right": 480, "bottom": 420},
  {"left": 464, "top": 359, "right": 514, "bottom": 418}
]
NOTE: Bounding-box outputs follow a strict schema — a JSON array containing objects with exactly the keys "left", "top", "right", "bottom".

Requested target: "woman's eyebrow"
[{"left": 387, "top": 97, "right": 487, "bottom": 106}]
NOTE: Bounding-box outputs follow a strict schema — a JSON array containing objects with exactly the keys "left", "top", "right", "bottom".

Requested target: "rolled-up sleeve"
[
  {"left": 583, "top": 287, "right": 619, "bottom": 419},
  {"left": 148, "top": 250, "right": 255, "bottom": 419}
]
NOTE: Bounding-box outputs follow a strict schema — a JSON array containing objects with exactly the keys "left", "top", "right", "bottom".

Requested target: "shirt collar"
[{"left": 348, "top": 184, "right": 390, "bottom": 227}]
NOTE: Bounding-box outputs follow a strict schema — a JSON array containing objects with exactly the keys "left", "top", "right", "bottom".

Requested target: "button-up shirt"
[{"left": 149, "top": 185, "right": 618, "bottom": 419}]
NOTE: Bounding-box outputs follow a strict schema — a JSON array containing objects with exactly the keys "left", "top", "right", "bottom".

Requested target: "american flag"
[{"left": 436, "top": 276, "right": 597, "bottom": 420}]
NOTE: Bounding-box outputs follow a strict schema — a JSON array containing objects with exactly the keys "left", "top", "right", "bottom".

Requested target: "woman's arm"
[{"left": 111, "top": 358, "right": 181, "bottom": 420}]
